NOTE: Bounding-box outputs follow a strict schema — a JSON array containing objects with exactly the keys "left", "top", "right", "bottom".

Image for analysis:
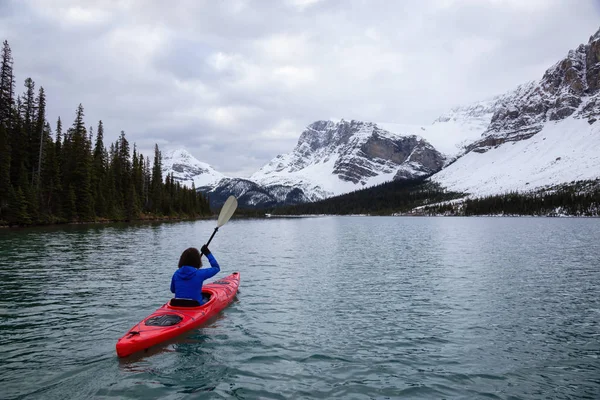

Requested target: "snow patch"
[
  {"left": 162, "top": 148, "right": 228, "bottom": 188},
  {"left": 432, "top": 117, "right": 600, "bottom": 197}
]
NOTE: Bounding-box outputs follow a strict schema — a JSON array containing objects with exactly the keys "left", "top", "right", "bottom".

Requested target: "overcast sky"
[{"left": 1, "top": 0, "right": 599, "bottom": 176}]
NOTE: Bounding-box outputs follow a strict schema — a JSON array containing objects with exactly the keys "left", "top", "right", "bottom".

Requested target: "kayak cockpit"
[
  {"left": 169, "top": 298, "right": 202, "bottom": 307},
  {"left": 168, "top": 289, "right": 216, "bottom": 308}
]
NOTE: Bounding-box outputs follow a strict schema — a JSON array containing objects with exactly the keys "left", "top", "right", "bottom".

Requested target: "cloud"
[{"left": 2, "top": 0, "right": 599, "bottom": 176}]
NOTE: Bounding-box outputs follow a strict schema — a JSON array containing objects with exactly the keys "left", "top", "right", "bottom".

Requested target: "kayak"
[{"left": 116, "top": 272, "right": 240, "bottom": 358}]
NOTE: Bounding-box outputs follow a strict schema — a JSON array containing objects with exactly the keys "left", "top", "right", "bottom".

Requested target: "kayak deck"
[{"left": 116, "top": 272, "right": 240, "bottom": 358}]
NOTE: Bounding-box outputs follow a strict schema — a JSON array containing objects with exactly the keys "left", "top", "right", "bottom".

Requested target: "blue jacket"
[{"left": 170, "top": 253, "right": 220, "bottom": 304}]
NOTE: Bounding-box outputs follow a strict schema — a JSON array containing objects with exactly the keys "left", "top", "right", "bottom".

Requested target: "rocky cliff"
[{"left": 468, "top": 28, "right": 600, "bottom": 153}]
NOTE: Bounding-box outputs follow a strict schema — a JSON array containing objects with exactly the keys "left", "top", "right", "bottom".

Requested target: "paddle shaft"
[
  {"left": 201, "top": 195, "right": 238, "bottom": 258},
  {"left": 206, "top": 227, "right": 219, "bottom": 247}
]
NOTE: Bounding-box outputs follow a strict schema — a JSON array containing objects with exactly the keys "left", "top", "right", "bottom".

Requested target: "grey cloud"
[{"left": 3, "top": 0, "right": 599, "bottom": 176}]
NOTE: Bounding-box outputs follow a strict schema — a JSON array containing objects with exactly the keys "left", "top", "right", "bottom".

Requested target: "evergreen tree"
[
  {"left": 63, "top": 184, "right": 76, "bottom": 221},
  {"left": 144, "top": 155, "right": 151, "bottom": 211},
  {"left": 0, "top": 40, "right": 15, "bottom": 126},
  {"left": 34, "top": 86, "right": 46, "bottom": 189},
  {"left": 70, "top": 104, "right": 94, "bottom": 220},
  {"left": 150, "top": 144, "right": 162, "bottom": 213},
  {"left": 0, "top": 39, "right": 211, "bottom": 225},
  {"left": 117, "top": 131, "right": 136, "bottom": 219},
  {"left": 55, "top": 117, "right": 62, "bottom": 164},
  {"left": 8, "top": 186, "right": 30, "bottom": 225},
  {"left": 0, "top": 124, "right": 11, "bottom": 220},
  {"left": 22, "top": 78, "right": 37, "bottom": 183},
  {"left": 40, "top": 122, "right": 61, "bottom": 219},
  {"left": 132, "top": 145, "right": 144, "bottom": 212},
  {"left": 10, "top": 116, "right": 29, "bottom": 190},
  {"left": 104, "top": 143, "right": 118, "bottom": 218},
  {"left": 92, "top": 120, "right": 107, "bottom": 216},
  {"left": 17, "top": 161, "right": 38, "bottom": 222}
]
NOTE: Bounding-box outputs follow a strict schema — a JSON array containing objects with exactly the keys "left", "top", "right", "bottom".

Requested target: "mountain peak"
[
  {"left": 252, "top": 118, "right": 444, "bottom": 196},
  {"left": 162, "top": 148, "right": 226, "bottom": 188},
  {"left": 165, "top": 148, "right": 194, "bottom": 160},
  {"left": 590, "top": 26, "right": 600, "bottom": 43}
]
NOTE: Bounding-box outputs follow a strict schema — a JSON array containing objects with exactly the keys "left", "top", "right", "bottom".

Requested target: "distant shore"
[{"left": 0, "top": 214, "right": 215, "bottom": 229}]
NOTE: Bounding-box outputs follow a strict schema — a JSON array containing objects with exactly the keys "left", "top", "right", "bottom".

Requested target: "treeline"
[
  {"left": 0, "top": 40, "right": 210, "bottom": 226},
  {"left": 271, "top": 177, "right": 464, "bottom": 215},
  {"left": 423, "top": 179, "right": 600, "bottom": 216}
]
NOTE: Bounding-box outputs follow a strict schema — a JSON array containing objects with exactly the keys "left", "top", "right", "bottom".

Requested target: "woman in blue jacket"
[{"left": 171, "top": 244, "right": 220, "bottom": 305}]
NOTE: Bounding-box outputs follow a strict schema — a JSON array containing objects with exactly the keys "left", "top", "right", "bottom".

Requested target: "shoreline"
[
  {"left": 0, "top": 214, "right": 214, "bottom": 229},
  {"left": 266, "top": 213, "right": 600, "bottom": 218}
]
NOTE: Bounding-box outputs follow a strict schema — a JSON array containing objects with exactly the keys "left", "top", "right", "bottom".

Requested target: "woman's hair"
[{"left": 178, "top": 247, "right": 202, "bottom": 269}]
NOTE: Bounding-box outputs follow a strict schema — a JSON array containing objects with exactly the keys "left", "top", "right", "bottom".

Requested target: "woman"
[{"left": 170, "top": 244, "right": 220, "bottom": 305}]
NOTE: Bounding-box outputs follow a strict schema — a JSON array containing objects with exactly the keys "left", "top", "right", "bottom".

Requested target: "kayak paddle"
[{"left": 204, "top": 195, "right": 238, "bottom": 250}]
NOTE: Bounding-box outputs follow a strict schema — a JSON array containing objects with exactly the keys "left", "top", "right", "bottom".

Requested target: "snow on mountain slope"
[
  {"left": 251, "top": 119, "right": 445, "bottom": 198},
  {"left": 466, "top": 29, "right": 600, "bottom": 153},
  {"left": 162, "top": 149, "right": 227, "bottom": 188},
  {"left": 431, "top": 26, "right": 600, "bottom": 197},
  {"left": 166, "top": 27, "right": 600, "bottom": 208},
  {"left": 379, "top": 83, "right": 536, "bottom": 159},
  {"left": 432, "top": 117, "right": 600, "bottom": 196}
]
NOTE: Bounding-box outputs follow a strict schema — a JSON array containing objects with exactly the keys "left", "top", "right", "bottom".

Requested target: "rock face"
[
  {"left": 226, "top": 119, "right": 446, "bottom": 207},
  {"left": 198, "top": 178, "right": 314, "bottom": 209},
  {"left": 251, "top": 119, "right": 445, "bottom": 197},
  {"left": 468, "top": 27, "right": 600, "bottom": 153},
  {"left": 164, "top": 120, "right": 445, "bottom": 208},
  {"left": 432, "top": 26, "right": 600, "bottom": 197}
]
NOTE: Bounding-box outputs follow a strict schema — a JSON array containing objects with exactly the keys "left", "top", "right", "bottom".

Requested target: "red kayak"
[{"left": 116, "top": 272, "right": 240, "bottom": 358}]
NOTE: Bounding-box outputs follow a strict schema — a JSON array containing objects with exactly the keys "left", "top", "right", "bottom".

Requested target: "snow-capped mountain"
[
  {"left": 379, "top": 98, "right": 504, "bottom": 160},
  {"left": 161, "top": 150, "right": 318, "bottom": 208},
  {"left": 165, "top": 27, "right": 600, "bottom": 207},
  {"left": 200, "top": 178, "right": 314, "bottom": 208},
  {"left": 251, "top": 120, "right": 445, "bottom": 199},
  {"left": 432, "top": 27, "right": 600, "bottom": 196},
  {"left": 163, "top": 121, "right": 445, "bottom": 208},
  {"left": 379, "top": 81, "right": 549, "bottom": 161},
  {"left": 162, "top": 148, "right": 227, "bottom": 188}
]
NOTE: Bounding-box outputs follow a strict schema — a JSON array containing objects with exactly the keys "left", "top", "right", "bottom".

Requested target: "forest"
[
  {"left": 0, "top": 40, "right": 210, "bottom": 226},
  {"left": 270, "top": 176, "right": 600, "bottom": 217},
  {"left": 270, "top": 177, "right": 464, "bottom": 216},
  {"left": 422, "top": 179, "right": 600, "bottom": 217}
]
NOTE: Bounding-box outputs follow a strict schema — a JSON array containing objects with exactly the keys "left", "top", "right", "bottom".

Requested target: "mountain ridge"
[{"left": 163, "top": 26, "right": 600, "bottom": 208}]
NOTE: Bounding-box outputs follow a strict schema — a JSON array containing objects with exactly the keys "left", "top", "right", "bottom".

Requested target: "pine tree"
[
  {"left": 92, "top": 120, "right": 107, "bottom": 216},
  {"left": 104, "top": 142, "right": 118, "bottom": 218},
  {"left": 118, "top": 131, "right": 134, "bottom": 219},
  {"left": 150, "top": 144, "right": 162, "bottom": 213},
  {"left": 132, "top": 145, "right": 144, "bottom": 212},
  {"left": 55, "top": 117, "right": 62, "bottom": 157},
  {"left": 144, "top": 155, "right": 151, "bottom": 211},
  {"left": 70, "top": 104, "right": 94, "bottom": 220},
  {"left": 64, "top": 184, "right": 76, "bottom": 221},
  {"left": 22, "top": 78, "right": 37, "bottom": 183},
  {"left": 8, "top": 186, "right": 30, "bottom": 225},
  {"left": 34, "top": 86, "right": 46, "bottom": 189},
  {"left": 10, "top": 117, "right": 29, "bottom": 191},
  {"left": 17, "top": 161, "right": 38, "bottom": 223},
  {"left": 0, "top": 40, "right": 214, "bottom": 224},
  {"left": 40, "top": 122, "right": 60, "bottom": 219},
  {"left": 0, "top": 124, "right": 11, "bottom": 220},
  {"left": 0, "top": 40, "right": 15, "bottom": 126}
]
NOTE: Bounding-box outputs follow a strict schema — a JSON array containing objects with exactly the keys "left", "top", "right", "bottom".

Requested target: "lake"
[{"left": 1, "top": 217, "right": 599, "bottom": 399}]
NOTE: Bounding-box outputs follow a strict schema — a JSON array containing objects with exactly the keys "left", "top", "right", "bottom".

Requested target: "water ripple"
[{"left": 1, "top": 217, "right": 599, "bottom": 399}]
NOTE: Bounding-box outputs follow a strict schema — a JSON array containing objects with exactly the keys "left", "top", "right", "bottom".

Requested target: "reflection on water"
[{"left": 1, "top": 217, "right": 599, "bottom": 399}]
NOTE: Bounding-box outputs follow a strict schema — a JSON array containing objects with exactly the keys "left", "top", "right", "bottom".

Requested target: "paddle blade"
[{"left": 217, "top": 195, "right": 238, "bottom": 227}]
